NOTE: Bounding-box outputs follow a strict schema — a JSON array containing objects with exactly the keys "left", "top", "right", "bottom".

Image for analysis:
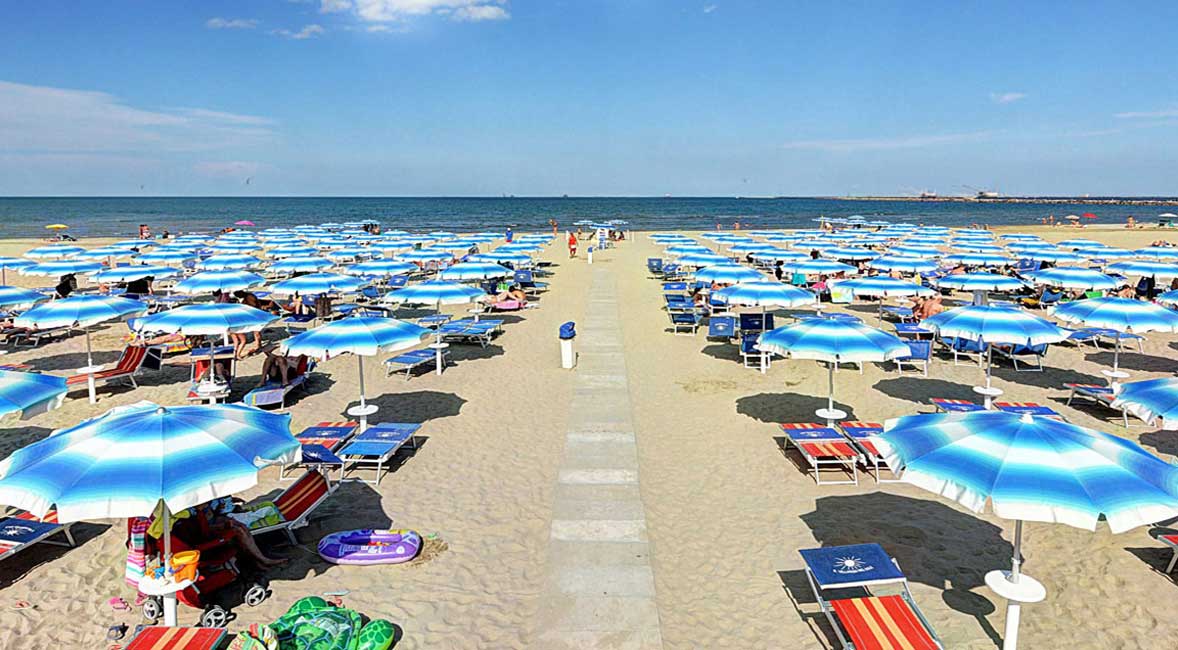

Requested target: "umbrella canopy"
[
  {"left": 268, "top": 272, "right": 365, "bottom": 296},
  {"left": 0, "top": 401, "right": 298, "bottom": 521},
  {"left": 136, "top": 249, "right": 197, "bottom": 264},
  {"left": 0, "top": 369, "right": 67, "bottom": 420},
  {"left": 820, "top": 247, "right": 879, "bottom": 261},
  {"left": 675, "top": 252, "right": 730, "bottom": 267},
  {"left": 173, "top": 270, "right": 266, "bottom": 295},
  {"left": 343, "top": 259, "right": 417, "bottom": 277},
  {"left": 1134, "top": 247, "right": 1178, "bottom": 261},
  {"left": 867, "top": 255, "right": 939, "bottom": 274},
  {"left": 0, "top": 286, "right": 49, "bottom": 310},
  {"left": 469, "top": 251, "right": 532, "bottom": 266},
  {"left": 14, "top": 295, "right": 147, "bottom": 331},
  {"left": 20, "top": 260, "right": 104, "bottom": 277},
  {"left": 24, "top": 245, "right": 84, "bottom": 260},
  {"left": 269, "top": 256, "right": 335, "bottom": 274},
  {"left": 77, "top": 246, "right": 138, "bottom": 261},
  {"left": 1112, "top": 377, "right": 1178, "bottom": 430},
  {"left": 712, "top": 282, "right": 815, "bottom": 309},
  {"left": 90, "top": 265, "right": 179, "bottom": 284},
  {"left": 1156, "top": 289, "right": 1178, "bottom": 307},
  {"left": 781, "top": 259, "right": 858, "bottom": 276},
  {"left": 1028, "top": 268, "right": 1122, "bottom": 291},
  {"left": 381, "top": 280, "right": 486, "bottom": 307},
  {"left": 197, "top": 254, "right": 263, "bottom": 271},
  {"left": 694, "top": 264, "right": 765, "bottom": 285},
  {"left": 942, "top": 252, "right": 1012, "bottom": 267},
  {"left": 936, "top": 273, "right": 1027, "bottom": 292},
  {"left": 131, "top": 303, "right": 277, "bottom": 336},
  {"left": 397, "top": 249, "right": 453, "bottom": 263},
  {"left": 924, "top": 305, "right": 1067, "bottom": 346},
  {"left": 440, "top": 262, "right": 514, "bottom": 282},
  {"left": 838, "top": 276, "right": 933, "bottom": 298},
  {"left": 1052, "top": 297, "right": 1178, "bottom": 334},
  {"left": 1107, "top": 260, "right": 1178, "bottom": 281}
]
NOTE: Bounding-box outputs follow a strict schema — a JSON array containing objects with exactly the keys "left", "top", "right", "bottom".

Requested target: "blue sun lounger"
[
  {"left": 994, "top": 401, "right": 1065, "bottom": 420},
  {"left": 0, "top": 510, "right": 76, "bottom": 562},
  {"left": 385, "top": 348, "right": 449, "bottom": 379},
  {"left": 438, "top": 321, "right": 499, "bottom": 347},
  {"left": 338, "top": 423, "right": 421, "bottom": 485},
  {"left": 930, "top": 398, "right": 984, "bottom": 413},
  {"left": 280, "top": 421, "right": 358, "bottom": 480},
  {"left": 1065, "top": 383, "right": 1131, "bottom": 427}
]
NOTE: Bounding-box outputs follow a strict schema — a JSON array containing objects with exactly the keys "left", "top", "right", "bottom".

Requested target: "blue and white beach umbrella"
[
  {"left": 839, "top": 276, "right": 933, "bottom": 298},
  {"left": 269, "top": 256, "right": 335, "bottom": 274},
  {"left": 1052, "top": 297, "right": 1178, "bottom": 373},
  {"left": 867, "top": 255, "right": 939, "bottom": 274},
  {"left": 469, "top": 251, "right": 532, "bottom": 266},
  {"left": 1157, "top": 290, "right": 1178, "bottom": 307},
  {"left": 90, "top": 265, "right": 179, "bottom": 284},
  {"left": 268, "top": 272, "right": 365, "bottom": 296},
  {"left": 381, "top": 280, "right": 486, "bottom": 311},
  {"left": 397, "top": 249, "right": 453, "bottom": 264},
  {"left": 943, "top": 252, "right": 1012, "bottom": 268},
  {"left": 0, "top": 286, "right": 49, "bottom": 310},
  {"left": 197, "top": 254, "right": 263, "bottom": 271},
  {"left": 1134, "top": 247, "right": 1178, "bottom": 261},
  {"left": 77, "top": 246, "right": 137, "bottom": 261},
  {"left": 343, "top": 259, "right": 417, "bottom": 278},
  {"left": 24, "top": 245, "right": 84, "bottom": 260},
  {"left": 440, "top": 262, "right": 514, "bottom": 282},
  {"left": 820, "top": 247, "right": 879, "bottom": 261},
  {"left": 1112, "top": 377, "right": 1178, "bottom": 430},
  {"left": 1019, "top": 248, "right": 1083, "bottom": 264},
  {"left": 877, "top": 410, "right": 1178, "bottom": 649},
  {"left": 0, "top": 369, "right": 67, "bottom": 420},
  {"left": 781, "top": 259, "right": 858, "bottom": 276},
  {"left": 750, "top": 249, "right": 808, "bottom": 262},
  {"left": 1107, "top": 260, "right": 1178, "bottom": 281},
  {"left": 0, "top": 257, "right": 35, "bottom": 283},
  {"left": 137, "top": 249, "right": 197, "bottom": 264},
  {"left": 712, "top": 282, "right": 815, "bottom": 310},
  {"left": 20, "top": 260, "right": 104, "bottom": 277},
  {"left": 890, "top": 245, "right": 942, "bottom": 258},
  {"left": 173, "top": 270, "right": 266, "bottom": 295},
  {"left": 281, "top": 316, "right": 434, "bottom": 399},
  {"left": 1075, "top": 246, "right": 1133, "bottom": 260},
  {"left": 1028, "top": 268, "right": 1122, "bottom": 291},
  {"left": 676, "top": 253, "right": 731, "bottom": 267},
  {"left": 132, "top": 303, "right": 276, "bottom": 336},
  {"left": 665, "top": 244, "right": 712, "bottom": 256},
  {"left": 758, "top": 319, "right": 910, "bottom": 418},
  {"left": 936, "top": 273, "right": 1027, "bottom": 293},
  {"left": 265, "top": 245, "right": 315, "bottom": 259},
  {"left": 694, "top": 264, "right": 764, "bottom": 285}
]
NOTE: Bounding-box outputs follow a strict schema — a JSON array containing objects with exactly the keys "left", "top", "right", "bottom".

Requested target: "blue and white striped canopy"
[
  {"left": 1157, "top": 290, "right": 1178, "bottom": 307},
  {"left": 268, "top": 272, "right": 365, "bottom": 296},
  {"left": 1020, "top": 249, "right": 1083, "bottom": 263},
  {"left": 440, "top": 262, "right": 514, "bottom": 281},
  {"left": 265, "top": 245, "right": 314, "bottom": 259},
  {"left": 468, "top": 251, "right": 532, "bottom": 266},
  {"left": 398, "top": 249, "right": 453, "bottom": 263},
  {"left": 838, "top": 276, "right": 933, "bottom": 298},
  {"left": 693, "top": 264, "right": 765, "bottom": 285},
  {"left": 781, "top": 259, "right": 858, "bottom": 276},
  {"left": 0, "top": 401, "right": 298, "bottom": 521},
  {"left": 820, "top": 247, "right": 880, "bottom": 261},
  {"left": 1076, "top": 246, "right": 1133, "bottom": 259},
  {"left": 935, "top": 273, "right": 1027, "bottom": 292},
  {"left": 24, "top": 245, "right": 84, "bottom": 260},
  {"left": 90, "top": 265, "right": 179, "bottom": 283},
  {"left": 197, "top": 254, "right": 263, "bottom": 271},
  {"left": 325, "top": 247, "right": 371, "bottom": 261},
  {"left": 0, "top": 257, "right": 35, "bottom": 272},
  {"left": 0, "top": 286, "right": 49, "bottom": 309},
  {"left": 1134, "top": 247, "right": 1178, "bottom": 261},
  {"left": 174, "top": 271, "right": 266, "bottom": 295},
  {"left": 382, "top": 280, "right": 486, "bottom": 307},
  {"left": 728, "top": 242, "right": 778, "bottom": 253},
  {"left": 1028, "top": 268, "right": 1122, "bottom": 290},
  {"left": 20, "top": 260, "right": 104, "bottom": 277},
  {"left": 280, "top": 316, "right": 430, "bottom": 359},
  {"left": 343, "top": 259, "right": 417, "bottom": 277},
  {"left": 269, "top": 256, "right": 335, "bottom": 273},
  {"left": 665, "top": 244, "right": 712, "bottom": 256},
  {"left": 14, "top": 295, "right": 147, "bottom": 330},
  {"left": 1052, "top": 297, "right": 1178, "bottom": 333},
  {"left": 757, "top": 319, "right": 911, "bottom": 363},
  {"left": 136, "top": 249, "right": 197, "bottom": 264},
  {"left": 675, "top": 252, "right": 730, "bottom": 267},
  {"left": 712, "top": 282, "right": 815, "bottom": 308},
  {"left": 942, "top": 252, "right": 1012, "bottom": 267},
  {"left": 131, "top": 303, "right": 277, "bottom": 335},
  {"left": 751, "top": 249, "right": 808, "bottom": 262},
  {"left": 889, "top": 245, "right": 942, "bottom": 258},
  {"left": 1113, "top": 377, "right": 1178, "bottom": 430},
  {"left": 867, "top": 256, "right": 939, "bottom": 274},
  {"left": 923, "top": 304, "right": 1068, "bottom": 345},
  {"left": 877, "top": 411, "right": 1178, "bottom": 532},
  {"left": 0, "top": 369, "right": 67, "bottom": 421},
  {"left": 1107, "top": 260, "right": 1178, "bottom": 280},
  {"left": 77, "top": 246, "right": 137, "bottom": 261}
]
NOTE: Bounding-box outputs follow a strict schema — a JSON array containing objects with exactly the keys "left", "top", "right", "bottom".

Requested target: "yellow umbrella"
[{"left": 46, "top": 224, "right": 69, "bottom": 230}]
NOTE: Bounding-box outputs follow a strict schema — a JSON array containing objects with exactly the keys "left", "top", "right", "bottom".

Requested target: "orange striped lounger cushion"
[{"left": 830, "top": 595, "right": 939, "bottom": 650}]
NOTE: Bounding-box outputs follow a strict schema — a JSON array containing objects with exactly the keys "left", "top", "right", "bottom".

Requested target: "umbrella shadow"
[
  {"left": 21, "top": 349, "right": 121, "bottom": 372},
  {"left": 1084, "top": 350, "right": 1170, "bottom": 373},
  {"left": 874, "top": 377, "right": 976, "bottom": 407},
  {"left": 701, "top": 343, "right": 742, "bottom": 365},
  {"left": 0, "top": 426, "right": 53, "bottom": 464},
  {"left": 0, "top": 521, "right": 112, "bottom": 590},
  {"left": 989, "top": 364, "right": 1105, "bottom": 390},
  {"left": 449, "top": 344, "right": 506, "bottom": 366},
  {"left": 1136, "top": 430, "right": 1178, "bottom": 458},
  {"left": 736, "top": 392, "right": 856, "bottom": 424},
  {"left": 800, "top": 492, "right": 1008, "bottom": 645},
  {"left": 1123, "top": 525, "right": 1178, "bottom": 582},
  {"left": 366, "top": 390, "right": 467, "bottom": 424}
]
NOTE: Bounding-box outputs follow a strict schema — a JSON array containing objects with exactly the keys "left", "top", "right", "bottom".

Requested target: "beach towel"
[
  {"left": 229, "top": 501, "right": 284, "bottom": 530},
  {"left": 126, "top": 517, "right": 149, "bottom": 588},
  {"left": 146, "top": 502, "right": 191, "bottom": 539}
]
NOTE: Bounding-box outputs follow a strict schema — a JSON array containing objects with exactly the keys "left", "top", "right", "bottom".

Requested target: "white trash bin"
[{"left": 559, "top": 321, "right": 576, "bottom": 369}]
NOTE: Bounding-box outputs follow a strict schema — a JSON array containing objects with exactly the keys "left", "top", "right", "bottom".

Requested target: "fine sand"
[{"left": 1, "top": 224, "right": 1177, "bottom": 649}]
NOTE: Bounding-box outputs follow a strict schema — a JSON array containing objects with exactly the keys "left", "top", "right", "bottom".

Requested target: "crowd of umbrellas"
[{"left": 652, "top": 218, "right": 1178, "bottom": 648}]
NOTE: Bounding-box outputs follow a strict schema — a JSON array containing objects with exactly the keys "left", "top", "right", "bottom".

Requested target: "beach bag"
[
  {"left": 229, "top": 501, "right": 284, "bottom": 530},
  {"left": 227, "top": 623, "right": 278, "bottom": 650}
]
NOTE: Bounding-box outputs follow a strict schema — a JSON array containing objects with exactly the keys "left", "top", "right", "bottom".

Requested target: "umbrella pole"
[
  {"left": 357, "top": 354, "right": 366, "bottom": 408},
  {"left": 160, "top": 502, "right": 180, "bottom": 627},
  {"left": 79, "top": 328, "right": 98, "bottom": 404}
]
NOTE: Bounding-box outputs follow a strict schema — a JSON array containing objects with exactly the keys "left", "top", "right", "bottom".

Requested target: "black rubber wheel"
[
  {"left": 200, "top": 606, "right": 228, "bottom": 628},
  {"left": 244, "top": 584, "right": 268, "bottom": 607},
  {"left": 141, "top": 598, "right": 162, "bottom": 622}
]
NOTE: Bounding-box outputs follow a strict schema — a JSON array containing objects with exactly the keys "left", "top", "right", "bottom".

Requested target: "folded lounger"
[
  {"left": 669, "top": 311, "right": 702, "bottom": 335},
  {"left": 126, "top": 626, "right": 227, "bottom": 650},
  {"left": 799, "top": 543, "right": 943, "bottom": 650},
  {"left": 337, "top": 423, "right": 421, "bottom": 485},
  {"left": 779, "top": 423, "right": 859, "bottom": 486},
  {"left": 992, "top": 342, "right": 1048, "bottom": 371},
  {"left": 930, "top": 398, "right": 984, "bottom": 413},
  {"left": 942, "top": 336, "right": 986, "bottom": 366},
  {"left": 280, "top": 421, "right": 358, "bottom": 479},
  {"left": 838, "top": 421, "right": 901, "bottom": 483},
  {"left": 707, "top": 315, "right": 737, "bottom": 340},
  {"left": 994, "top": 401, "right": 1065, "bottom": 420},
  {"left": 248, "top": 469, "right": 334, "bottom": 544},
  {"left": 385, "top": 348, "right": 450, "bottom": 379},
  {"left": 1064, "top": 383, "right": 1130, "bottom": 427},
  {"left": 240, "top": 358, "right": 316, "bottom": 409},
  {"left": 0, "top": 509, "right": 75, "bottom": 562},
  {"left": 65, "top": 345, "right": 158, "bottom": 392}
]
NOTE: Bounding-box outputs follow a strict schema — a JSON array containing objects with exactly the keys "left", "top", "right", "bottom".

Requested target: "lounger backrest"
[
  {"left": 903, "top": 340, "right": 931, "bottom": 359},
  {"left": 275, "top": 471, "right": 330, "bottom": 522},
  {"left": 739, "top": 313, "right": 765, "bottom": 332},
  {"left": 116, "top": 346, "right": 149, "bottom": 372}
]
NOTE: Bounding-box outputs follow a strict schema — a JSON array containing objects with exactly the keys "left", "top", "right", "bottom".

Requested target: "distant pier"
[{"left": 834, "top": 196, "right": 1178, "bottom": 206}]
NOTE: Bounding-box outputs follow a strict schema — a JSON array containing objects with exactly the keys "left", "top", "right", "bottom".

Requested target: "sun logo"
[
  {"left": 832, "top": 555, "right": 874, "bottom": 574},
  {"left": 1, "top": 525, "right": 36, "bottom": 536}
]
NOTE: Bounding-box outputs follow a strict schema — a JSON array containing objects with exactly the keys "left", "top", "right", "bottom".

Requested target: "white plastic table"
[
  {"left": 815, "top": 408, "right": 847, "bottom": 427},
  {"left": 974, "top": 385, "right": 1004, "bottom": 410},
  {"left": 347, "top": 403, "right": 379, "bottom": 433},
  {"left": 137, "top": 574, "right": 195, "bottom": 627},
  {"left": 986, "top": 569, "right": 1046, "bottom": 650}
]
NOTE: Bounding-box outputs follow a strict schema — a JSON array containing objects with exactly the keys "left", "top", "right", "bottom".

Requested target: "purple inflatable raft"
[{"left": 317, "top": 529, "right": 423, "bottom": 565}]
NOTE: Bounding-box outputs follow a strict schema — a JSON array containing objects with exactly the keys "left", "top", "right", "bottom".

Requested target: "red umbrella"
[
  {"left": 234, "top": 220, "right": 255, "bottom": 226},
  {"left": 1082, "top": 213, "right": 1097, "bottom": 219}
]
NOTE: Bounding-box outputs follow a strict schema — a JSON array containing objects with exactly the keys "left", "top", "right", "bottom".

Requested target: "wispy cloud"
[
  {"left": 1115, "top": 107, "right": 1178, "bottom": 119},
  {"left": 326, "top": 0, "right": 511, "bottom": 23},
  {"left": 990, "top": 92, "right": 1026, "bottom": 104},
  {"left": 0, "top": 79, "right": 275, "bottom": 154},
  {"left": 320, "top": 0, "right": 352, "bottom": 13},
  {"left": 703, "top": 4, "right": 718, "bottom": 13},
  {"left": 272, "top": 24, "right": 326, "bottom": 39},
  {"left": 452, "top": 4, "right": 509, "bottom": 21},
  {"left": 206, "top": 17, "right": 259, "bottom": 29},
  {"left": 781, "top": 131, "right": 994, "bottom": 152}
]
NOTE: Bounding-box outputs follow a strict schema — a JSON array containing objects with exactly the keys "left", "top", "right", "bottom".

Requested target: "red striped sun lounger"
[
  {"left": 779, "top": 423, "right": 858, "bottom": 485},
  {"left": 829, "top": 595, "right": 941, "bottom": 650},
  {"left": 838, "top": 421, "right": 902, "bottom": 483},
  {"left": 930, "top": 398, "right": 983, "bottom": 413},
  {"left": 1065, "top": 383, "right": 1131, "bottom": 427},
  {"left": 994, "top": 402, "right": 1065, "bottom": 420},
  {"left": 126, "top": 626, "right": 225, "bottom": 650}
]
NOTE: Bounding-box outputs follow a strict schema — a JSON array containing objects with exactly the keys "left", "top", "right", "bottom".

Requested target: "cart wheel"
[
  {"left": 200, "top": 606, "right": 228, "bottom": 628},
  {"left": 244, "top": 584, "right": 268, "bottom": 607},
  {"left": 142, "top": 597, "right": 162, "bottom": 622}
]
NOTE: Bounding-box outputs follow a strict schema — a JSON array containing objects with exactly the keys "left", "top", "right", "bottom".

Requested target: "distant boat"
[
  {"left": 976, "top": 190, "right": 1000, "bottom": 199},
  {"left": 920, "top": 190, "right": 937, "bottom": 199}
]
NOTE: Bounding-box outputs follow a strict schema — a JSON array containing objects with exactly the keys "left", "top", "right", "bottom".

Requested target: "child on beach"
[{"left": 567, "top": 231, "right": 578, "bottom": 258}]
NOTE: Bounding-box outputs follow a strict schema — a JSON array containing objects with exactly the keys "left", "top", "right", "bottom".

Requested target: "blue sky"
[{"left": 2, "top": 1, "right": 1177, "bottom": 196}]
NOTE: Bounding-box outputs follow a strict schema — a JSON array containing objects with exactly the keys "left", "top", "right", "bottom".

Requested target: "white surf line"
[{"left": 532, "top": 265, "right": 665, "bottom": 649}]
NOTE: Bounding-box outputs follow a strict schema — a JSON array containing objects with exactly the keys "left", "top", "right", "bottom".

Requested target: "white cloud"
[
  {"left": 703, "top": 4, "right": 718, "bottom": 13},
  {"left": 451, "top": 4, "right": 509, "bottom": 21},
  {"left": 320, "top": 0, "right": 353, "bottom": 13},
  {"left": 272, "top": 24, "right": 326, "bottom": 39},
  {"left": 990, "top": 92, "right": 1026, "bottom": 104},
  {"left": 348, "top": 0, "right": 509, "bottom": 22},
  {"left": 0, "top": 79, "right": 275, "bottom": 154},
  {"left": 206, "top": 17, "right": 259, "bottom": 29},
  {"left": 781, "top": 131, "right": 994, "bottom": 152},
  {"left": 1115, "top": 107, "right": 1178, "bottom": 119}
]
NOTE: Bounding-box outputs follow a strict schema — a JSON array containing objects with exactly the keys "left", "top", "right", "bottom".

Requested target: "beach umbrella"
[
  {"left": 664, "top": 244, "right": 712, "bottom": 256},
  {"left": 269, "top": 256, "right": 335, "bottom": 274},
  {"left": 440, "top": 262, "right": 514, "bottom": 282},
  {"left": 839, "top": 276, "right": 934, "bottom": 322},
  {"left": 0, "top": 369, "right": 67, "bottom": 420},
  {"left": 877, "top": 410, "right": 1178, "bottom": 650},
  {"left": 268, "top": 272, "right": 364, "bottom": 297},
  {"left": 173, "top": 271, "right": 266, "bottom": 295},
  {"left": 750, "top": 249, "right": 808, "bottom": 262},
  {"left": 208, "top": 242, "right": 260, "bottom": 254},
  {"left": 1001, "top": 234, "right": 1042, "bottom": 241},
  {"left": 675, "top": 252, "right": 730, "bottom": 267},
  {"left": 1075, "top": 246, "right": 1134, "bottom": 260},
  {"left": 397, "top": 249, "right": 453, "bottom": 264},
  {"left": 14, "top": 296, "right": 148, "bottom": 403},
  {"left": 936, "top": 273, "right": 1027, "bottom": 305},
  {"left": 234, "top": 219, "right": 255, "bottom": 226},
  {"left": 1052, "top": 297, "right": 1178, "bottom": 377},
  {"left": 0, "top": 257, "right": 35, "bottom": 283},
  {"left": 954, "top": 242, "right": 1005, "bottom": 253},
  {"left": 943, "top": 252, "right": 1012, "bottom": 268},
  {"left": 866, "top": 255, "right": 939, "bottom": 274},
  {"left": 1027, "top": 268, "right": 1123, "bottom": 291},
  {"left": 20, "top": 260, "right": 104, "bottom": 277},
  {"left": 923, "top": 305, "right": 1068, "bottom": 405},
  {"left": 694, "top": 264, "right": 765, "bottom": 285},
  {"left": 24, "top": 245, "right": 84, "bottom": 260},
  {"left": 77, "top": 246, "right": 138, "bottom": 262},
  {"left": 1157, "top": 290, "right": 1178, "bottom": 307},
  {"left": 0, "top": 400, "right": 297, "bottom": 625},
  {"left": 342, "top": 260, "right": 417, "bottom": 278},
  {"left": 781, "top": 259, "right": 858, "bottom": 276},
  {"left": 890, "top": 245, "right": 942, "bottom": 258},
  {"left": 712, "top": 282, "right": 815, "bottom": 314},
  {"left": 1107, "top": 260, "right": 1178, "bottom": 282},
  {"left": 0, "top": 286, "right": 49, "bottom": 310},
  {"left": 197, "top": 254, "right": 262, "bottom": 271},
  {"left": 1019, "top": 249, "right": 1083, "bottom": 264},
  {"left": 1134, "top": 247, "right": 1178, "bottom": 261},
  {"left": 381, "top": 280, "right": 486, "bottom": 314},
  {"left": 728, "top": 242, "right": 778, "bottom": 254},
  {"left": 280, "top": 316, "right": 433, "bottom": 422},
  {"left": 757, "top": 319, "right": 910, "bottom": 424},
  {"left": 468, "top": 251, "right": 532, "bottom": 267},
  {"left": 265, "top": 245, "right": 314, "bottom": 259},
  {"left": 1112, "top": 377, "right": 1178, "bottom": 430},
  {"left": 820, "top": 247, "right": 879, "bottom": 261},
  {"left": 90, "top": 265, "right": 179, "bottom": 284},
  {"left": 137, "top": 249, "right": 197, "bottom": 264}
]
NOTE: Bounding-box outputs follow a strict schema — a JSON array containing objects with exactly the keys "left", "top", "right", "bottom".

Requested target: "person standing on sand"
[
  {"left": 567, "top": 231, "right": 578, "bottom": 258},
  {"left": 549, "top": 218, "right": 558, "bottom": 235},
  {"left": 505, "top": 226, "right": 514, "bottom": 243}
]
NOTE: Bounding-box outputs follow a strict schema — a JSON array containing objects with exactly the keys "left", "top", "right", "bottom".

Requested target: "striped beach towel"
[{"left": 125, "top": 517, "right": 149, "bottom": 588}]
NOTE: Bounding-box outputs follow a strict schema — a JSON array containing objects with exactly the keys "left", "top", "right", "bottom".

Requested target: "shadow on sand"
[{"left": 736, "top": 392, "right": 856, "bottom": 424}]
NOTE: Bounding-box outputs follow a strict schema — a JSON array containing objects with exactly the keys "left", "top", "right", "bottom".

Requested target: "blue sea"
[{"left": 0, "top": 197, "right": 1164, "bottom": 238}]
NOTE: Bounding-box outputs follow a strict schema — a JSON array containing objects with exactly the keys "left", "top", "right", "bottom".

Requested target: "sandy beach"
[{"left": 2, "top": 224, "right": 1178, "bottom": 649}]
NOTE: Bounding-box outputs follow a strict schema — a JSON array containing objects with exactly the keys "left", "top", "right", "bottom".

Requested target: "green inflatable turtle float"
[{"left": 229, "top": 597, "right": 396, "bottom": 650}]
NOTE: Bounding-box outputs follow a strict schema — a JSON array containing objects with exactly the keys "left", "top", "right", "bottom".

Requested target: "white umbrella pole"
[
  {"left": 161, "top": 502, "right": 179, "bottom": 627},
  {"left": 357, "top": 354, "right": 366, "bottom": 408},
  {"left": 828, "top": 362, "right": 835, "bottom": 413},
  {"left": 1002, "top": 520, "right": 1025, "bottom": 650},
  {"left": 1113, "top": 338, "right": 1121, "bottom": 374},
  {"left": 82, "top": 328, "right": 97, "bottom": 404}
]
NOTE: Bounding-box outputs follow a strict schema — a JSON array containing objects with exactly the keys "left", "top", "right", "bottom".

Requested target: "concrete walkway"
[{"left": 533, "top": 264, "right": 664, "bottom": 649}]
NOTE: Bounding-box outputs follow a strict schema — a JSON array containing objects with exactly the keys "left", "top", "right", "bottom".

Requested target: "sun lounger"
[
  {"left": 992, "top": 342, "right": 1048, "bottom": 371},
  {"left": 669, "top": 311, "right": 702, "bottom": 335},
  {"left": 280, "top": 421, "right": 358, "bottom": 479},
  {"left": 417, "top": 314, "right": 452, "bottom": 328},
  {"left": 893, "top": 340, "right": 931, "bottom": 376},
  {"left": 930, "top": 398, "right": 984, "bottom": 413},
  {"left": 513, "top": 269, "right": 548, "bottom": 295},
  {"left": 740, "top": 332, "right": 767, "bottom": 371},
  {"left": 838, "top": 421, "right": 902, "bottom": 482},
  {"left": 3, "top": 326, "right": 68, "bottom": 347},
  {"left": 799, "top": 543, "right": 944, "bottom": 650},
  {"left": 994, "top": 401, "right": 1065, "bottom": 420},
  {"left": 126, "top": 626, "right": 226, "bottom": 650},
  {"left": 0, "top": 509, "right": 75, "bottom": 562},
  {"left": 64, "top": 345, "right": 158, "bottom": 391},
  {"left": 779, "top": 423, "right": 859, "bottom": 485},
  {"left": 707, "top": 315, "right": 737, "bottom": 340},
  {"left": 439, "top": 319, "right": 502, "bottom": 347},
  {"left": 385, "top": 348, "right": 449, "bottom": 379},
  {"left": 240, "top": 358, "right": 316, "bottom": 409},
  {"left": 942, "top": 336, "right": 986, "bottom": 366},
  {"left": 337, "top": 423, "right": 421, "bottom": 485},
  {"left": 881, "top": 305, "right": 915, "bottom": 322},
  {"left": 1065, "top": 383, "right": 1130, "bottom": 427},
  {"left": 1158, "top": 534, "right": 1178, "bottom": 573},
  {"left": 249, "top": 469, "right": 334, "bottom": 544}
]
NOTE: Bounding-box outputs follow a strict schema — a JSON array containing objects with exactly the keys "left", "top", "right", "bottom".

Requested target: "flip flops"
[
  {"left": 107, "top": 597, "right": 130, "bottom": 612},
  {"left": 107, "top": 624, "right": 128, "bottom": 641}
]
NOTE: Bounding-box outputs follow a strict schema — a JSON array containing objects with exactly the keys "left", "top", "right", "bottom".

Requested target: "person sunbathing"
[
  {"left": 494, "top": 286, "right": 527, "bottom": 303},
  {"left": 257, "top": 345, "right": 306, "bottom": 387},
  {"left": 183, "top": 500, "right": 286, "bottom": 568}
]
